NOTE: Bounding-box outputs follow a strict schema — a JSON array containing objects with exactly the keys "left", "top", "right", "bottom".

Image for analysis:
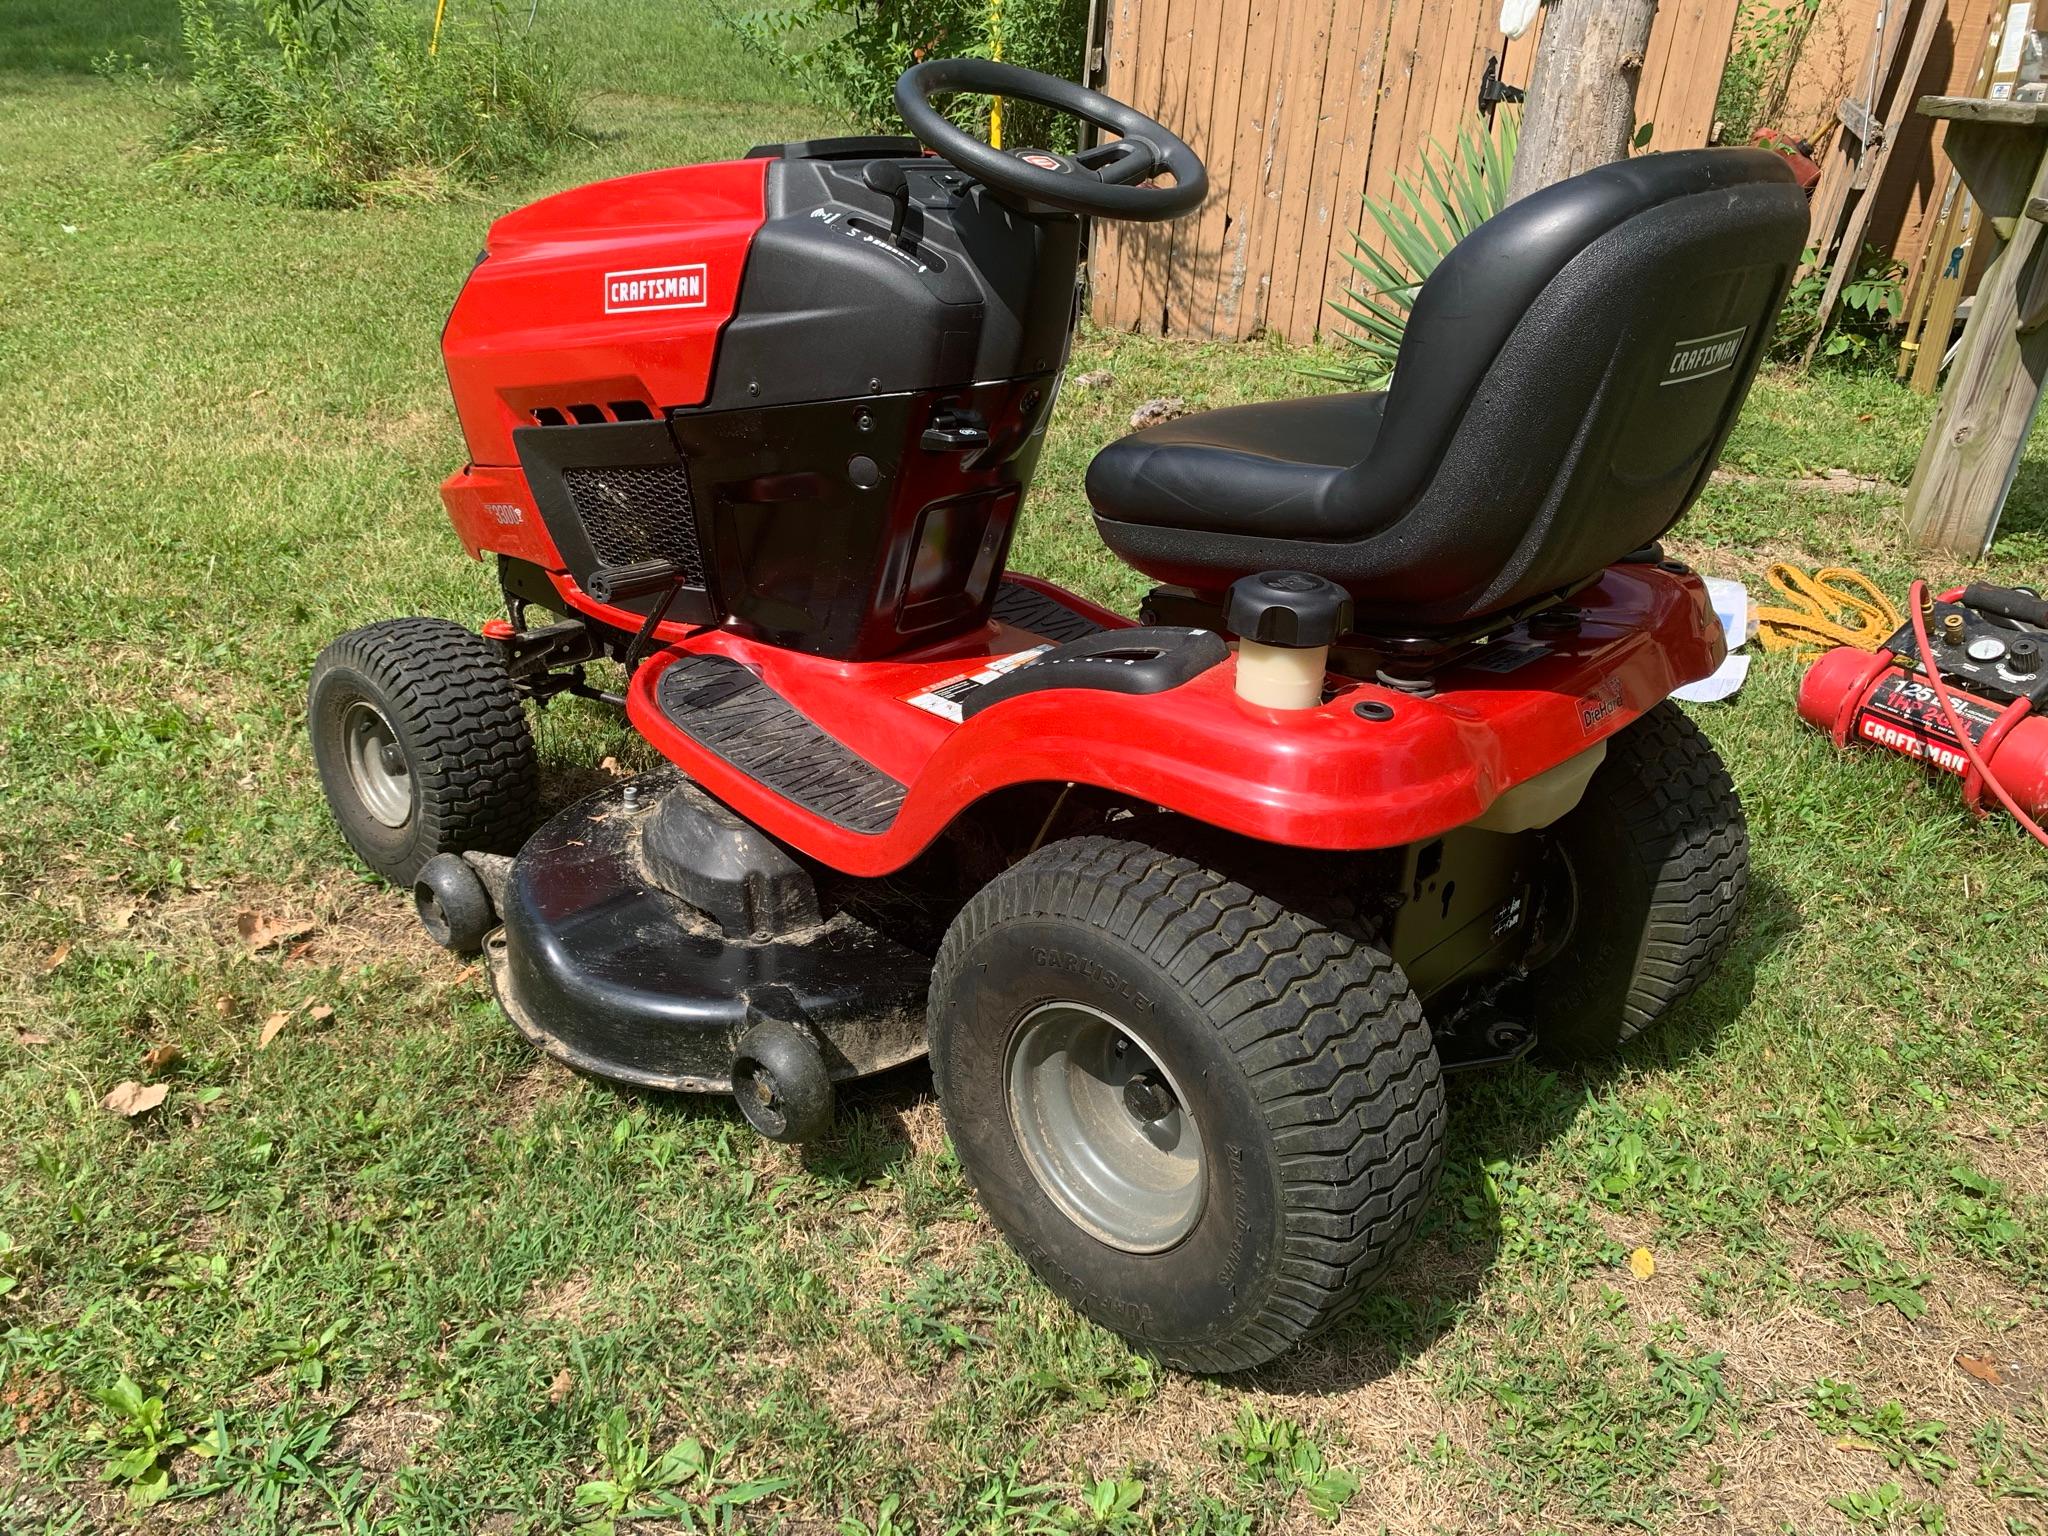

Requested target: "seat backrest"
[{"left": 1343, "top": 148, "right": 1807, "bottom": 623}]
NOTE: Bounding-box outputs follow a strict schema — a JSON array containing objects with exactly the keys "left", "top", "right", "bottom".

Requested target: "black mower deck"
[{"left": 486, "top": 771, "right": 931, "bottom": 1093}]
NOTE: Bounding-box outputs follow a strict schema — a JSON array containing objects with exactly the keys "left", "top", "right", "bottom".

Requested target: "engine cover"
[{"left": 440, "top": 138, "right": 1083, "bottom": 659}]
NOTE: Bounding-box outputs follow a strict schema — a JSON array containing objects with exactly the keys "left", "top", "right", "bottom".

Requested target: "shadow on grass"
[
  {"left": 1252, "top": 869, "right": 1803, "bottom": 1395},
  {"left": 560, "top": 862, "right": 1799, "bottom": 1392}
]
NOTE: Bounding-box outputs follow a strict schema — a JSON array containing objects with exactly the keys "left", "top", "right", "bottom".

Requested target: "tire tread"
[{"left": 930, "top": 833, "right": 1446, "bottom": 1373}]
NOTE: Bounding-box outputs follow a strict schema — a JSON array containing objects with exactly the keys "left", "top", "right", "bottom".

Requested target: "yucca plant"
[{"left": 1322, "top": 111, "right": 1518, "bottom": 386}]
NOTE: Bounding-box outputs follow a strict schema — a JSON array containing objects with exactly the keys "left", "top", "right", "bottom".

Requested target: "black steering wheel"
[{"left": 893, "top": 58, "right": 1206, "bottom": 221}]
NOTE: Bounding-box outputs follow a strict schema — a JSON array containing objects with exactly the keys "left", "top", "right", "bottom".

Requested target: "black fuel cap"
[{"left": 1225, "top": 571, "right": 1354, "bottom": 648}]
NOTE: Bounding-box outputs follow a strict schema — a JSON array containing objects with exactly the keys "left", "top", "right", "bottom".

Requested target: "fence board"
[
  {"left": 1211, "top": 0, "right": 1286, "bottom": 330},
  {"left": 1285, "top": 0, "right": 1391, "bottom": 341},
  {"left": 1095, "top": 0, "right": 1740, "bottom": 340},
  {"left": 1265, "top": 0, "right": 1346, "bottom": 332},
  {"left": 1163, "top": 0, "right": 1226, "bottom": 334}
]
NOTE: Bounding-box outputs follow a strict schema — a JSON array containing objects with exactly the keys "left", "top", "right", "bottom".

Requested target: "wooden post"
[
  {"left": 1905, "top": 97, "right": 2048, "bottom": 556},
  {"left": 1504, "top": 0, "right": 1659, "bottom": 203}
]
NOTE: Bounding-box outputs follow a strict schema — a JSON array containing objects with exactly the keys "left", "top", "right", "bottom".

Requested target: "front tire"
[
  {"left": 928, "top": 834, "right": 1445, "bottom": 1373},
  {"left": 308, "top": 618, "right": 539, "bottom": 885},
  {"left": 1528, "top": 702, "right": 1750, "bottom": 1060}
]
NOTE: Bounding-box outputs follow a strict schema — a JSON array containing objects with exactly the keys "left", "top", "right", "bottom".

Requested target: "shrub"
[
  {"left": 1770, "top": 243, "right": 1905, "bottom": 364},
  {"left": 729, "top": 0, "right": 1090, "bottom": 151},
  {"left": 164, "top": 0, "right": 578, "bottom": 208},
  {"left": 1320, "top": 112, "right": 1517, "bottom": 388},
  {"left": 1713, "top": 0, "right": 1821, "bottom": 146}
]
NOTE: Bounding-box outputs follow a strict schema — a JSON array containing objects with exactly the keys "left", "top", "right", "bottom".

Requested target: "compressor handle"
[{"left": 1962, "top": 582, "right": 2048, "bottom": 629}]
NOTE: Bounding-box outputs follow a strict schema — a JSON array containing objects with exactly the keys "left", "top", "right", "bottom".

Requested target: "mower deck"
[
  {"left": 485, "top": 770, "right": 929, "bottom": 1093},
  {"left": 618, "top": 565, "right": 1723, "bottom": 874}
]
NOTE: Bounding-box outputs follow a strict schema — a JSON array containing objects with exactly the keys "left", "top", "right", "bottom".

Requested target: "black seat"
[{"left": 1086, "top": 149, "right": 1809, "bottom": 627}]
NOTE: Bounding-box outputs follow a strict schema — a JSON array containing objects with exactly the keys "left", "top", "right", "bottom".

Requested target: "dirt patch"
[
  {"left": 801, "top": 1346, "right": 953, "bottom": 1454},
  {"left": 335, "top": 1397, "right": 445, "bottom": 1475},
  {"left": 1955, "top": 1119, "right": 2048, "bottom": 1205},
  {"left": 525, "top": 1271, "right": 597, "bottom": 1325},
  {"left": 496, "top": 1060, "right": 573, "bottom": 1128},
  {"left": 1712, "top": 467, "right": 1901, "bottom": 498}
]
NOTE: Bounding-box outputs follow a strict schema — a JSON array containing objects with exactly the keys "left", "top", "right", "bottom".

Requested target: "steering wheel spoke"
[
  {"left": 894, "top": 58, "right": 1206, "bottom": 221},
  {"left": 1078, "top": 137, "right": 1161, "bottom": 186}
]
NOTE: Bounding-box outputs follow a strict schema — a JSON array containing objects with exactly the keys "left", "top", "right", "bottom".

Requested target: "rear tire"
[
  {"left": 1528, "top": 702, "right": 1749, "bottom": 1060},
  {"left": 928, "top": 833, "right": 1445, "bottom": 1373},
  {"left": 308, "top": 618, "right": 538, "bottom": 885}
]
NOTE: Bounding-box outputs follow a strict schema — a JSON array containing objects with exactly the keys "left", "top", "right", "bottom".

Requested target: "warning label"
[{"left": 903, "top": 647, "right": 1052, "bottom": 723}]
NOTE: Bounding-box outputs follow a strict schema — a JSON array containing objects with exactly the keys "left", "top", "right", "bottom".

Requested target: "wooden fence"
[{"left": 1089, "top": 0, "right": 1744, "bottom": 343}]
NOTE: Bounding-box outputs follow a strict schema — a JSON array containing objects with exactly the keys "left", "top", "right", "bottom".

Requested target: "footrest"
[
  {"left": 992, "top": 579, "right": 1110, "bottom": 644},
  {"left": 654, "top": 652, "right": 906, "bottom": 834}
]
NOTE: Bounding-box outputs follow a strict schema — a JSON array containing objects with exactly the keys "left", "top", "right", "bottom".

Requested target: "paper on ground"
[{"left": 1672, "top": 576, "right": 1752, "bottom": 703}]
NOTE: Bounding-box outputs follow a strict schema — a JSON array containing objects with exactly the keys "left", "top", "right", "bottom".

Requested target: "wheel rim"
[
  {"left": 342, "top": 699, "right": 413, "bottom": 830},
  {"left": 1005, "top": 1001, "right": 1206, "bottom": 1253}
]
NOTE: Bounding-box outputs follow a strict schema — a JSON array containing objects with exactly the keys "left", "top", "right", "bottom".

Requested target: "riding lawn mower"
[{"left": 308, "top": 59, "right": 1805, "bottom": 1371}]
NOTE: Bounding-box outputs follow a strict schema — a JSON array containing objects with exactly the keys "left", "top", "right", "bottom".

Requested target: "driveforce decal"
[{"left": 604, "top": 263, "right": 707, "bottom": 314}]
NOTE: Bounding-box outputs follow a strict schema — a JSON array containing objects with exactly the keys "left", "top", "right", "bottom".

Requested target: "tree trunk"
[{"left": 1505, "top": 0, "right": 1659, "bottom": 204}]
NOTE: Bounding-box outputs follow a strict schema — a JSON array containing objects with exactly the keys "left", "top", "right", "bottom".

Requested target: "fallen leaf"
[
  {"left": 305, "top": 1003, "right": 334, "bottom": 1022},
  {"left": 286, "top": 939, "right": 316, "bottom": 961},
  {"left": 237, "top": 910, "right": 313, "bottom": 951},
  {"left": 15, "top": 1030, "right": 52, "bottom": 1047},
  {"left": 214, "top": 995, "right": 234, "bottom": 1016},
  {"left": 42, "top": 942, "right": 71, "bottom": 973},
  {"left": 257, "top": 1011, "right": 290, "bottom": 1049},
  {"left": 1958, "top": 1353, "right": 2005, "bottom": 1385},
  {"left": 547, "top": 1368, "right": 573, "bottom": 1405},
  {"left": 141, "top": 1043, "right": 183, "bottom": 1075},
  {"left": 101, "top": 1081, "right": 168, "bottom": 1118},
  {"left": 101, "top": 903, "right": 138, "bottom": 934},
  {"left": 599, "top": 755, "right": 628, "bottom": 778},
  {"left": 1628, "top": 1247, "right": 1656, "bottom": 1280}
]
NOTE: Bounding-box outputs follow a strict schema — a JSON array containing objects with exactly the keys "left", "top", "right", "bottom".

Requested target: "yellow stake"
[
  {"left": 988, "top": 0, "right": 1004, "bottom": 148},
  {"left": 430, "top": 0, "right": 449, "bottom": 55}
]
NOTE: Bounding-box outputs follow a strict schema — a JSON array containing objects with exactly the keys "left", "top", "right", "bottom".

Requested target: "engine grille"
[{"left": 560, "top": 463, "right": 706, "bottom": 586}]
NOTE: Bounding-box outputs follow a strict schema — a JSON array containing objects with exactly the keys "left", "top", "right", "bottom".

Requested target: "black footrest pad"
[
  {"left": 992, "top": 580, "right": 1110, "bottom": 644},
  {"left": 654, "top": 653, "right": 906, "bottom": 834}
]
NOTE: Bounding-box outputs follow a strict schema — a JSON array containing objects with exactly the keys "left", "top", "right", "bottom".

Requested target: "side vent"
[
  {"left": 560, "top": 463, "right": 706, "bottom": 586},
  {"left": 530, "top": 400, "right": 658, "bottom": 426}
]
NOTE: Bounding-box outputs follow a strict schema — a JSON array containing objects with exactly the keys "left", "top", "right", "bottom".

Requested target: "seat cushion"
[{"left": 1083, "top": 393, "right": 1388, "bottom": 539}]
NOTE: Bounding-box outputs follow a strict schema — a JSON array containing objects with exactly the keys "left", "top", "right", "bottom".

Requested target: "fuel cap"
[{"left": 1224, "top": 571, "right": 1354, "bottom": 648}]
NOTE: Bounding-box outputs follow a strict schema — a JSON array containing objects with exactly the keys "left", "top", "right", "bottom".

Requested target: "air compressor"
[{"left": 1798, "top": 582, "right": 2048, "bottom": 834}]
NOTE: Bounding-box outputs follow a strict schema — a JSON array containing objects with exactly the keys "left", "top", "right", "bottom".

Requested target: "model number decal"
[{"left": 604, "top": 263, "right": 707, "bottom": 314}]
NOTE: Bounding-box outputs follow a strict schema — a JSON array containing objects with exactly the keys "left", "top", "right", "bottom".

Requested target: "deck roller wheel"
[
  {"left": 731, "top": 1017, "right": 835, "bottom": 1143},
  {"left": 414, "top": 853, "right": 496, "bottom": 955}
]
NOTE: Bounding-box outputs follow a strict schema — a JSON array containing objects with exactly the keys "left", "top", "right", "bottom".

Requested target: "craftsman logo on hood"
[
  {"left": 604, "top": 263, "right": 707, "bottom": 314},
  {"left": 1661, "top": 327, "right": 1747, "bottom": 386}
]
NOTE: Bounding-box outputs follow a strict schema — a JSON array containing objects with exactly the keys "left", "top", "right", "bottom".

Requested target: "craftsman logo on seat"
[
  {"left": 604, "top": 263, "right": 707, "bottom": 314},
  {"left": 1661, "top": 326, "right": 1747, "bottom": 385}
]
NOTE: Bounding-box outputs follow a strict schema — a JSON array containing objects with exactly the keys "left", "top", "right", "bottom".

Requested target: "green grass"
[{"left": 4, "top": 5, "right": 2048, "bottom": 1532}]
